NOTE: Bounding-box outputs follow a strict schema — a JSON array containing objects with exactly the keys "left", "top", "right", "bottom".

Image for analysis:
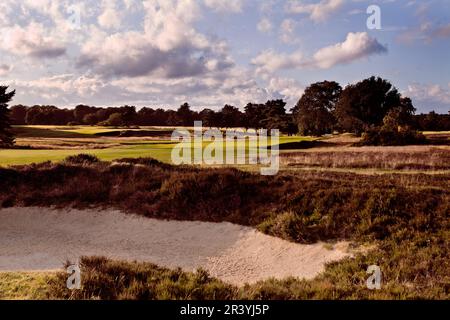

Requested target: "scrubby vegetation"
[
  {"left": 1, "top": 156, "right": 448, "bottom": 243},
  {"left": 0, "top": 156, "right": 448, "bottom": 299},
  {"left": 282, "top": 146, "right": 450, "bottom": 170},
  {"left": 356, "top": 108, "right": 427, "bottom": 146},
  {"left": 63, "top": 153, "right": 100, "bottom": 165},
  {"left": 46, "top": 257, "right": 236, "bottom": 300},
  {"left": 357, "top": 126, "right": 427, "bottom": 146},
  {"left": 7, "top": 240, "right": 448, "bottom": 300}
]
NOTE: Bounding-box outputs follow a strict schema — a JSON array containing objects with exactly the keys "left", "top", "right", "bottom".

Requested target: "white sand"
[{"left": 0, "top": 207, "right": 350, "bottom": 285}]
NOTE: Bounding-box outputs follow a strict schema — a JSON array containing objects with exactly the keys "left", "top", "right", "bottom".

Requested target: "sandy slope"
[{"left": 0, "top": 207, "right": 350, "bottom": 285}]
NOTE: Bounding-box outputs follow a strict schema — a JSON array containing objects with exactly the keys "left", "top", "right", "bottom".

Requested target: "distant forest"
[
  {"left": 7, "top": 101, "right": 450, "bottom": 132},
  {"left": 6, "top": 77, "right": 450, "bottom": 134}
]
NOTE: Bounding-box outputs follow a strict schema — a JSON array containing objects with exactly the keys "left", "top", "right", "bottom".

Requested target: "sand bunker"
[{"left": 0, "top": 207, "right": 350, "bottom": 285}]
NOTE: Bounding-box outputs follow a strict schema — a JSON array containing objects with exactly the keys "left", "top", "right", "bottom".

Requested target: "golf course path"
[{"left": 0, "top": 207, "right": 350, "bottom": 285}]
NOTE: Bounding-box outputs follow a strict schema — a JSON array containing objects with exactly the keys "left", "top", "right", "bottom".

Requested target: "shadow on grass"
[
  {"left": 94, "top": 130, "right": 173, "bottom": 137},
  {"left": 273, "top": 140, "right": 336, "bottom": 150},
  {"left": 12, "top": 126, "right": 90, "bottom": 138}
]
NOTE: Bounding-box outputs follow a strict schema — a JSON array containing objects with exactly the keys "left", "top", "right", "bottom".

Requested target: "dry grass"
[
  {"left": 0, "top": 272, "right": 52, "bottom": 299},
  {"left": 15, "top": 138, "right": 122, "bottom": 150},
  {"left": 1, "top": 157, "right": 448, "bottom": 242},
  {"left": 281, "top": 146, "right": 450, "bottom": 170},
  {"left": 0, "top": 156, "right": 448, "bottom": 299}
]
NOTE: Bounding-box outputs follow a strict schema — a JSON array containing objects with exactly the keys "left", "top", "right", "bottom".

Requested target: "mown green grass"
[
  {"left": 1, "top": 126, "right": 312, "bottom": 166},
  {"left": 0, "top": 144, "right": 175, "bottom": 165}
]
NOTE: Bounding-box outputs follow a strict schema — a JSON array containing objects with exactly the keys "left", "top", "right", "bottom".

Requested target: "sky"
[{"left": 0, "top": 0, "right": 449, "bottom": 113}]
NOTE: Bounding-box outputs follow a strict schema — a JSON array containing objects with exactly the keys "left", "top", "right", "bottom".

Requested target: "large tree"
[
  {"left": 292, "top": 81, "right": 342, "bottom": 136},
  {"left": 199, "top": 108, "right": 219, "bottom": 128},
  {"left": 176, "top": 103, "right": 194, "bottom": 126},
  {"left": 9, "top": 105, "right": 28, "bottom": 125},
  {"left": 74, "top": 104, "right": 94, "bottom": 124},
  {"left": 382, "top": 97, "right": 416, "bottom": 130},
  {"left": 244, "top": 103, "right": 265, "bottom": 130},
  {"left": 335, "top": 76, "right": 402, "bottom": 135},
  {"left": 102, "top": 112, "right": 125, "bottom": 126},
  {"left": 0, "top": 86, "right": 16, "bottom": 147},
  {"left": 117, "top": 105, "right": 137, "bottom": 126},
  {"left": 261, "top": 99, "right": 289, "bottom": 131},
  {"left": 220, "top": 104, "right": 242, "bottom": 128}
]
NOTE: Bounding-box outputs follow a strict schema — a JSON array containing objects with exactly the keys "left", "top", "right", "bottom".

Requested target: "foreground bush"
[
  {"left": 43, "top": 246, "right": 448, "bottom": 300},
  {"left": 357, "top": 127, "right": 427, "bottom": 146},
  {"left": 63, "top": 154, "right": 100, "bottom": 165},
  {"left": 0, "top": 157, "right": 448, "bottom": 243},
  {"left": 0, "top": 157, "right": 448, "bottom": 299},
  {"left": 48, "top": 257, "right": 236, "bottom": 300}
]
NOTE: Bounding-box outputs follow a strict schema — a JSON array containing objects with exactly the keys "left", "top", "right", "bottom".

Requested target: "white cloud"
[
  {"left": 252, "top": 49, "right": 303, "bottom": 74},
  {"left": 0, "top": 1, "right": 15, "bottom": 27},
  {"left": 267, "top": 76, "right": 305, "bottom": 106},
  {"left": 0, "top": 22, "right": 66, "bottom": 59},
  {"left": 123, "top": 0, "right": 139, "bottom": 11},
  {"left": 98, "top": 0, "right": 122, "bottom": 29},
  {"left": 398, "top": 22, "right": 450, "bottom": 44},
  {"left": 0, "top": 64, "right": 12, "bottom": 76},
  {"left": 286, "top": 0, "right": 344, "bottom": 23},
  {"left": 0, "top": 0, "right": 441, "bottom": 114},
  {"left": 429, "top": 23, "right": 450, "bottom": 40},
  {"left": 348, "top": 9, "right": 363, "bottom": 15},
  {"left": 260, "top": 0, "right": 278, "bottom": 14},
  {"left": 311, "top": 32, "right": 387, "bottom": 68},
  {"left": 7, "top": 73, "right": 142, "bottom": 106},
  {"left": 11, "top": 74, "right": 105, "bottom": 96},
  {"left": 142, "top": 0, "right": 204, "bottom": 51},
  {"left": 76, "top": 31, "right": 213, "bottom": 79},
  {"left": 252, "top": 32, "right": 386, "bottom": 73},
  {"left": 204, "top": 0, "right": 244, "bottom": 13},
  {"left": 279, "top": 18, "right": 298, "bottom": 44},
  {"left": 405, "top": 83, "right": 450, "bottom": 112},
  {"left": 257, "top": 17, "right": 273, "bottom": 33},
  {"left": 77, "top": 0, "right": 234, "bottom": 79}
]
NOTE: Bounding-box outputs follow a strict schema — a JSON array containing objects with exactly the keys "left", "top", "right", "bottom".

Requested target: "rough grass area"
[
  {"left": 0, "top": 157, "right": 447, "bottom": 243},
  {"left": 281, "top": 146, "right": 450, "bottom": 170},
  {"left": 0, "top": 156, "right": 448, "bottom": 299},
  {"left": 2, "top": 246, "right": 448, "bottom": 300},
  {"left": 0, "top": 272, "right": 52, "bottom": 299},
  {"left": 47, "top": 257, "right": 236, "bottom": 300}
]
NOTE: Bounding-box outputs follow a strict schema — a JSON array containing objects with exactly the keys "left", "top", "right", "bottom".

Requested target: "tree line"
[
  {"left": 7, "top": 100, "right": 297, "bottom": 133},
  {"left": 1, "top": 77, "right": 450, "bottom": 147}
]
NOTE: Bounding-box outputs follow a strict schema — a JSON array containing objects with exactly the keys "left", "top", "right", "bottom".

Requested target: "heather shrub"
[
  {"left": 64, "top": 154, "right": 100, "bottom": 165},
  {"left": 1, "top": 159, "right": 448, "bottom": 244},
  {"left": 0, "top": 158, "right": 448, "bottom": 299},
  {"left": 47, "top": 256, "right": 236, "bottom": 300},
  {"left": 357, "top": 126, "right": 427, "bottom": 146},
  {"left": 114, "top": 157, "right": 168, "bottom": 168}
]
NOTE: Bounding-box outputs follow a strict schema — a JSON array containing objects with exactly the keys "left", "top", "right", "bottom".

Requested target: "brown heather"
[{"left": 0, "top": 155, "right": 448, "bottom": 299}]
